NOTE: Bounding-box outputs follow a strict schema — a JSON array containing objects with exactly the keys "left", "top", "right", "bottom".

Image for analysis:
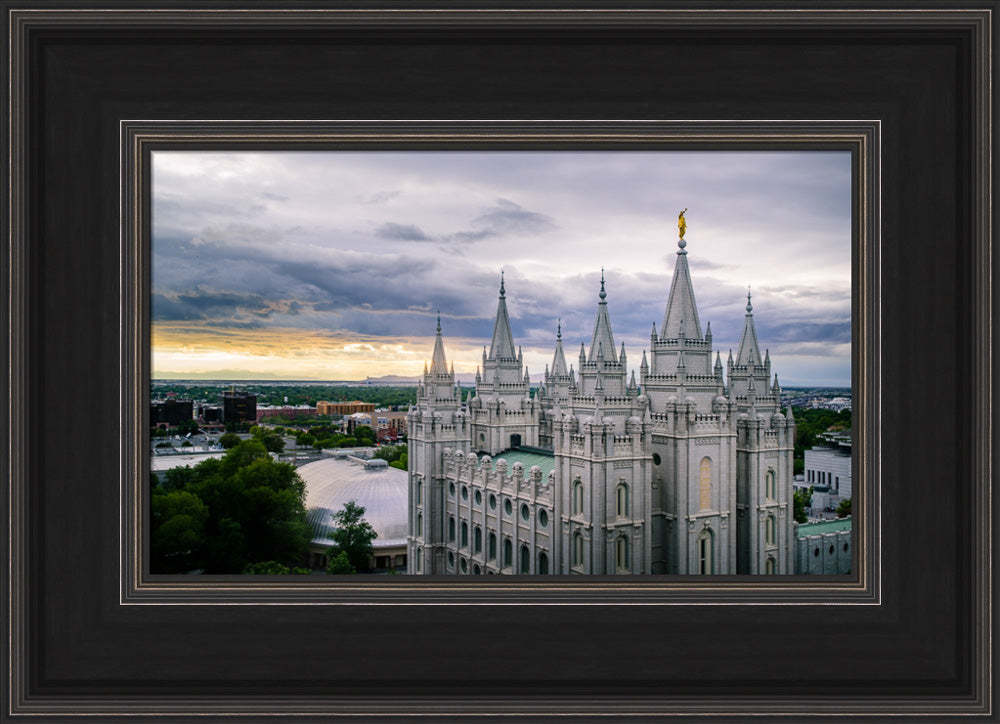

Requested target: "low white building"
[{"left": 804, "top": 432, "right": 851, "bottom": 499}]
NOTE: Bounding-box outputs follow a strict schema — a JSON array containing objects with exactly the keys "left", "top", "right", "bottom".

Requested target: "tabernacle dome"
[{"left": 297, "top": 454, "right": 408, "bottom": 571}]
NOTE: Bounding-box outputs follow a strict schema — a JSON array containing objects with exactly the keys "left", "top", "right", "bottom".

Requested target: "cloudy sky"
[{"left": 152, "top": 151, "right": 851, "bottom": 387}]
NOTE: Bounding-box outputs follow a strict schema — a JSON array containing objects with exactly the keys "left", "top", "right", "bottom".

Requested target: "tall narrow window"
[
  {"left": 766, "top": 515, "right": 776, "bottom": 545},
  {"left": 699, "top": 457, "right": 712, "bottom": 511},
  {"left": 488, "top": 532, "right": 497, "bottom": 560},
  {"left": 573, "top": 532, "right": 584, "bottom": 568},
  {"left": 461, "top": 521, "right": 468, "bottom": 548},
  {"left": 616, "top": 535, "right": 630, "bottom": 571},
  {"left": 698, "top": 529, "right": 714, "bottom": 574},
  {"left": 416, "top": 480, "right": 423, "bottom": 506},
  {"left": 538, "top": 551, "right": 549, "bottom": 575},
  {"left": 766, "top": 556, "right": 776, "bottom": 574},
  {"left": 765, "top": 470, "right": 775, "bottom": 500},
  {"left": 474, "top": 526, "right": 482, "bottom": 554},
  {"left": 448, "top": 517, "right": 455, "bottom": 542},
  {"left": 573, "top": 479, "right": 584, "bottom": 515},
  {"left": 615, "top": 482, "right": 629, "bottom": 518},
  {"left": 520, "top": 545, "right": 530, "bottom": 574},
  {"left": 502, "top": 538, "right": 512, "bottom": 568}
]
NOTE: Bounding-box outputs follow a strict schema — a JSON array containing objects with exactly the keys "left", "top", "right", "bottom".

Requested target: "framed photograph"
[{"left": 5, "top": 3, "right": 993, "bottom": 720}]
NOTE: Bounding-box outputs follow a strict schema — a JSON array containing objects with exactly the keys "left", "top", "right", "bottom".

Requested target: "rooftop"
[
  {"left": 481, "top": 448, "right": 555, "bottom": 480},
  {"left": 797, "top": 517, "right": 852, "bottom": 536}
]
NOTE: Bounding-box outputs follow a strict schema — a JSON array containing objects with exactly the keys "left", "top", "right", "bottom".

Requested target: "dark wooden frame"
[{"left": 4, "top": 4, "right": 994, "bottom": 720}]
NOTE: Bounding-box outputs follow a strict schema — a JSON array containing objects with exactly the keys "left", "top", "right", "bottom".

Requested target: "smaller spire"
[
  {"left": 500, "top": 270, "right": 506, "bottom": 297},
  {"left": 772, "top": 373, "right": 780, "bottom": 391},
  {"left": 596, "top": 341, "right": 604, "bottom": 360},
  {"left": 706, "top": 321, "right": 712, "bottom": 338},
  {"left": 599, "top": 268, "right": 607, "bottom": 300},
  {"left": 579, "top": 342, "right": 586, "bottom": 361},
  {"left": 786, "top": 405, "right": 795, "bottom": 422},
  {"left": 640, "top": 350, "right": 648, "bottom": 370},
  {"left": 746, "top": 286, "right": 753, "bottom": 313},
  {"left": 765, "top": 348, "right": 771, "bottom": 364},
  {"left": 619, "top": 342, "right": 627, "bottom": 364},
  {"left": 628, "top": 369, "right": 637, "bottom": 391},
  {"left": 715, "top": 351, "right": 723, "bottom": 369},
  {"left": 650, "top": 321, "right": 657, "bottom": 339},
  {"left": 727, "top": 348, "right": 734, "bottom": 365}
]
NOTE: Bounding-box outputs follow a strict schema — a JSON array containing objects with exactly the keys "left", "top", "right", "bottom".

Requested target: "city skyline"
[{"left": 152, "top": 151, "right": 852, "bottom": 386}]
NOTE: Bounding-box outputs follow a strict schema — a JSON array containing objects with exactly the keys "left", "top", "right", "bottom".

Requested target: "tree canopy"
[
  {"left": 326, "top": 501, "right": 378, "bottom": 573},
  {"left": 151, "top": 440, "right": 312, "bottom": 574}
]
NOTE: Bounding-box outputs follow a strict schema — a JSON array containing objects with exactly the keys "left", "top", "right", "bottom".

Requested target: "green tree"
[
  {"left": 793, "top": 486, "right": 813, "bottom": 524},
  {"left": 151, "top": 440, "right": 312, "bottom": 574},
  {"left": 327, "top": 501, "right": 378, "bottom": 573},
  {"left": 176, "top": 418, "right": 200, "bottom": 436},
  {"left": 219, "top": 432, "right": 241, "bottom": 449},
  {"left": 260, "top": 434, "right": 285, "bottom": 453},
  {"left": 389, "top": 452, "right": 408, "bottom": 471},
  {"left": 296, "top": 432, "right": 315, "bottom": 448},
  {"left": 353, "top": 425, "right": 376, "bottom": 445},
  {"left": 836, "top": 498, "right": 852, "bottom": 518},
  {"left": 151, "top": 489, "right": 209, "bottom": 573},
  {"left": 325, "top": 550, "right": 355, "bottom": 574},
  {"left": 244, "top": 561, "right": 311, "bottom": 575}
]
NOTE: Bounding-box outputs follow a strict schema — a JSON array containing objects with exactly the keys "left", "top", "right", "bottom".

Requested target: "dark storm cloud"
[{"left": 375, "top": 222, "right": 433, "bottom": 242}]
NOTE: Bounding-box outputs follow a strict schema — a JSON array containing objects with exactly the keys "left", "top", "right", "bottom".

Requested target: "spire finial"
[
  {"left": 746, "top": 286, "right": 753, "bottom": 313},
  {"left": 599, "top": 267, "right": 607, "bottom": 300},
  {"left": 500, "top": 270, "right": 505, "bottom": 297},
  {"left": 557, "top": 318, "right": 562, "bottom": 340},
  {"left": 436, "top": 310, "right": 441, "bottom": 333},
  {"left": 678, "top": 208, "right": 688, "bottom": 250}
]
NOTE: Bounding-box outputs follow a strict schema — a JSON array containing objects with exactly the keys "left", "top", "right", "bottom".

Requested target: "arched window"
[
  {"left": 765, "top": 470, "right": 776, "bottom": 500},
  {"left": 572, "top": 532, "right": 584, "bottom": 568},
  {"left": 616, "top": 535, "right": 630, "bottom": 571},
  {"left": 573, "top": 479, "right": 584, "bottom": 515},
  {"left": 520, "top": 545, "right": 530, "bottom": 574},
  {"left": 474, "top": 526, "right": 482, "bottom": 554},
  {"left": 502, "top": 538, "right": 512, "bottom": 568},
  {"left": 766, "top": 515, "right": 775, "bottom": 545},
  {"left": 538, "top": 551, "right": 549, "bottom": 575},
  {"left": 488, "top": 532, "right": 497, "bottom": 560},
  {"left": 461, "top": 521, "right": 468, "bottom": 547},
  {"left": 766, "top": 556, "right": 776, "bottom": 574},
  {"left": 448, "top": 517, "right": 455, "bottom": 542},
  {"left": 699, "top": 457, "right": 712, "bottom": 510},
  {"left": 698, "top": 529, "right": 714, "bottom": 574},
  {"left": 615, "top": 482, "right": 629, "bottom": 518}
]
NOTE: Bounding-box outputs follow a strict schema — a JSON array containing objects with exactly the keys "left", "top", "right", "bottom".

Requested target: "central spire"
[
  {"left": 588, "top": 268, "right": 616, "bottom": 362},
  {"left": 661, "top": 226, "right": 703, "bottom": 340},
  {"left": 488, "top": 271, "right": 516, "bottom": 360},
  {"left": 551, "top": 318, "right": 569, "bottom": 376},
  {"left": 429, "top": 310, "right": 449, "bottom": 375},
  {"left": 735, "top": 287, "right": 762, "bottom": 366}
]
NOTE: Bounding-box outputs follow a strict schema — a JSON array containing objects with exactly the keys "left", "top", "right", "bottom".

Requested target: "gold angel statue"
[{"left": 678, "top": 208, "right": 688, "bottom": 239}]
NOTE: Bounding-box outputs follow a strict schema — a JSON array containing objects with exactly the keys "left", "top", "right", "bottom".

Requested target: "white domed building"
[{"left": 297, "top": 454, "right": 409, "bottom": 571}]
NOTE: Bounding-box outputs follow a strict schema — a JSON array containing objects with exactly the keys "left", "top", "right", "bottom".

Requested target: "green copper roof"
[
  {"left": 482, "top": 448, "right": 555, "bottom": 480},
  {"left": 797, "top": 517, "right": 852, "bottom": 536}
]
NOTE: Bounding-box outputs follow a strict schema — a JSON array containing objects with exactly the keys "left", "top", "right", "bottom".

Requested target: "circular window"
[
  {"left": 538, "top": 509, "right": 549, "bottom": 527},
  {"left": 520, "top": 504, "right": 530, "bottom": 521},
  {"left": 489, "top": 494, "right": 497, "bottom": 510},
  {"left": 504, "top": 499, "right": 513, "bottom": 516},
  {"left": 460, "top": 558, "right": 468, "bottom": 573},
  {"left": 461, "top": 485, "right": 469, "bottom": 501},
  {"left": 652, "top": 453, "right": 662, "bottom": 465},
  {"left": 479, "top": 433, "right": 485, "bottom": 443},
  {"left": 449, "top": 482, "right": 455, "bottom": 496},
  {"left": 448, "top": 552, "right": 455, "bottom": 565},
  {"left": 475, "top": 490, "right": 482, "bottom": 505}
]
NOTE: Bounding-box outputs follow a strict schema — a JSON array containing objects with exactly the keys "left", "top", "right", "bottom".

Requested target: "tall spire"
[
  {"left": 488, "top": 272, "right": 516, "bottom": 360},
  {"left": 588, "top": 268, "right": 617, "bottom": 361},
  {"left": 551, "top": 319, "right": 569, "bottom": 376},
  {"left": 661, "top": 228, "right": 703, "bottom": 340},
  {"left": 429, "top": 310, "right": 449, "bottom": 374},
  {"left": 735, "top": 286, "right": 762, "bottom": 366}
]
